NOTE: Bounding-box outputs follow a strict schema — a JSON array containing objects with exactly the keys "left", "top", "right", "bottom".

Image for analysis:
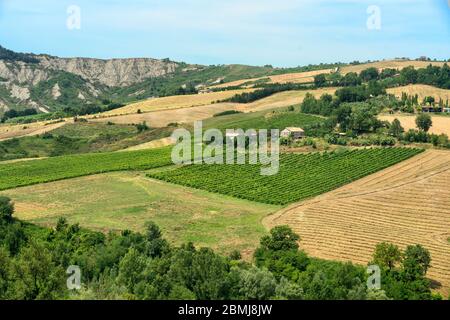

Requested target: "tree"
[
  {"left": 402, "top": 245, "right": 431, "bottom": 279},
  {"left": 260, "top": 226, "right": 300, "bottom": 251},
  {"left": 144, "top": 221, "right": 168, "bottom": 258},
  {"left": 372, "top": 242, "right": 402, "bottom": 270},
  {"left": 314, "top": 74, "right": 327, "bottom": 87},
  {"left": 400, "top": 66, "right": 418, "bottom": 84},
  {"left": 360, "top": 67, "right": 379, "bottom": 82},
  {"left": 0, "top": 196, "right": 14, "bottom": 223},
  {"left": 389, "top": 119, "right": 404, "bottom": 137},
  {"left": 423, "top": 96, "right": 435, "bottom": 106},
  {"left": 415, "top": 114, "right": 433, "bottom": 132},
  {"left": 340, "top": 72, "right": 362, "bottom": 86},
  {"left": 0, "top": 247, "right": 11, "bottom": 298},
  {"left": 11, "top": 240, "right": 66, "bottom": 300},
  {"left": 238, "top": 267, "right": 276, "bottom": 300},
  {"left": 118, "top": 247, "right": 147, "bottom": 292}
]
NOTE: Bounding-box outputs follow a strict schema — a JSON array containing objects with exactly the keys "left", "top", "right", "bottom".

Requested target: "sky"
[{"left": 0, "top": 0, "right": 449, "bottom": 67}]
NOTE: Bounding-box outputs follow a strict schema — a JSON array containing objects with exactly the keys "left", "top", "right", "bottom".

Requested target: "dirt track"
[{"left": 264, "top": 150, "right": 450, "bottom": 295}]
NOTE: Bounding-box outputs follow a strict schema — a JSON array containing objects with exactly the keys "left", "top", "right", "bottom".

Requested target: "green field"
[
  {"left": 1, "top": 172, "right": 279, "bottom": 255},
  {"left": 0, "top": 147, "right": 173, "bottom": 190},
  {"left": 149, "top": 148, "right": 423, "bottom": 205},
  {"left": 204, "top": 110, "right": 325, "bottom": 132},
  {"left": 0, "top": 122, "right": 175, "bottom": 161}
]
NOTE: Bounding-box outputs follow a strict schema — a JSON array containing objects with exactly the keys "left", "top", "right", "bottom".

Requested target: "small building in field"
[{"left": 281, "top": 127, "right": 305, "bottom": 140}]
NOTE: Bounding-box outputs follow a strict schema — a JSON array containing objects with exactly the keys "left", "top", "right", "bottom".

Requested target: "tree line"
[{"left": 0, "top": 197, "right": 443, "bottom": 300}]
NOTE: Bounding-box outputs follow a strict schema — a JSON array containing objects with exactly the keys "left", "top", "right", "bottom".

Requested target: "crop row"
[
  {"left": 148, "top": 148, "right": 424, "bottom": 205},
  {"left": 0, "top": 147, "right": 173, "bottom": 190}
]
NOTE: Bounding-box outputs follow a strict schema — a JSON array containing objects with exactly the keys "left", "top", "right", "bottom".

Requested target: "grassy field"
[
  {"left": 0, "top": 122, "right": 175, "bottom": 161},
  {"left": 0, "top": 147, "right": 173, "bottom": 190},
  {"left": 265, "top": 149, "right": 450, "bottom": 294},
  {"left": 1, "top": 172, "right": 279, "bottom": 256},
  {"left": 149, "top": 148, "right": 423, "bottom": 205}
]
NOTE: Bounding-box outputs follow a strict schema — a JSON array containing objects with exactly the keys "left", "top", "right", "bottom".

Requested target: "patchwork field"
[
  {"left": 99, "top": 89, "right": 254, "bottom": 116},
  {"left": 379, "top": 114, "right": 450, "bottom": 136},
  {"left": 0, "top": 120, "right": 68, "bottom": 141},
  {"left": 1, "top": 172, "right": 279, "bottom": 256},
  {"left": 90, "top": 102, "right": 238, "bottom": 127},
  {"left": 90, "top": 88, "right": 337, "bottom": 127},
  {"left": 340, "top": 60, "right": 446, "bottom": 74},
  {"left": 264, "top": 149, "right": 450, "bottom": 294},
  {"left": 387, "top": 84, "right": 450, "bottom": 102},
  {"left": 211, "top": 69, "right": 335, "bottom": 89},
  {"left": 149, "top": 148, "right": 423, "bottom": 205}
]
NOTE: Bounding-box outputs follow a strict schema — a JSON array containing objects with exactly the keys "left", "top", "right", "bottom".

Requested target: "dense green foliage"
[
  {"left": 1, "top": 108, "right": 37, "bottom": 123},
  {"left": 0, "top": 147, "right": 173, "bottom": 191},
  {"left": 0, "top": 45, "right": 39, "bottom": 64},
  {"left": 149, "top": 148, "right": 423, "bottom": 205},
  {"left": 0, "top": 200, "right": 438, "bottom": 300}
]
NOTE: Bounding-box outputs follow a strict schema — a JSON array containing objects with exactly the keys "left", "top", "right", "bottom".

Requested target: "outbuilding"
[{"left": 281, "top": 127, "right": 305, "bottom": 140}]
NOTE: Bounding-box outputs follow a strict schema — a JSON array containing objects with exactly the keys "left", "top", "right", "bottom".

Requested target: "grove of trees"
[{"left": 0, "top": 197, "right": 443, "bottom": 300}]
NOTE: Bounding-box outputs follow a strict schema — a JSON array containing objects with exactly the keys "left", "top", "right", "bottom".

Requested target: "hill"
[{"left": 264, "top": 149, "right": 450, "bottom": 294}]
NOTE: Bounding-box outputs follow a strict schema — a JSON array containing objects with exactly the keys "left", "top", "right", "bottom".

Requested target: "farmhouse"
[{"left": 281, "top": 127, "right": 305, "bottom": 140}]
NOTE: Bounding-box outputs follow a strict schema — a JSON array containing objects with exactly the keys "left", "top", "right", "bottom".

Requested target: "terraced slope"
[{"left": 265, "top": 150, "right": 450, "bottom": 294}]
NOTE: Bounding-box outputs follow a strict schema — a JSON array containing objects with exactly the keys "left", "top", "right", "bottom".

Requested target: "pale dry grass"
[
  {"left": 0, "top": 120, "right": 68, "bottom": 141},
  {"left": 211, "top": 69, "right": 334, "bottom": 89},
  {"left": 387, "top": 84, "right": 450, "bottom": 102},
  {"left": 341, "top": 60, "right": 446, "bottom": 74},
  {"left": 91, "top": 103, "right": 237, "bottom": 127},
  {"left": 120, "top": 137, "right": 176, "bottom": 151},
  {"left": 91, "top": 88, "right": 337, "bottom": 127},
  {"left": 236, "top": 88, "right": 337, "bottom": 112},
  {"left": 379, "top": 114, "right": 450, "bottom": 136},
  {"left": 98, "top": 89, "right": 254, "bottom": 116},
  {"left": 265, "top": 150, "right": 450, "bottom": 295}
]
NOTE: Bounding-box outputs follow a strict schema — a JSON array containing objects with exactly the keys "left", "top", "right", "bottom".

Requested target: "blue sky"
[{"left": 0, "top": 0, "right": 449, "bottom": 67}]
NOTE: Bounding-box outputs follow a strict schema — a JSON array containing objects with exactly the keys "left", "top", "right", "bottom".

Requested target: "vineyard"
[
  {"left": 148, "top": 148, "right": 423, "bottom": 205},
  {"left": 0, "top": 147, "right": 173, "bottom": 190}
]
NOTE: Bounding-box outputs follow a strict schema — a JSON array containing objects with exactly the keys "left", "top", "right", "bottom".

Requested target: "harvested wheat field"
[
  {"left": 341, "top": 60, "right": 446, "bottom": 74},
  {"left": 211, "top": 69, "right": 334, "bottom": 89},
  {"left": 265, "top": 150, "right": 450, "bottom": 294},
  {"left": 0, "top": 120, "right": 68, "bottom": 141},
  {"left": 121, "top": 137, "right": 176, "bottom": 151},
  {"left": 92, "top": 88, "right": 337, "bottom": 126},
  {"left": 387, "top": 84, "right": 450, "bottom": 102},
  {"left": 379, "top": 114, "right": 450, "bottom": 136},
  {"left": 98, "top": 89, "right": 254, "bottom": 116},
  {"left": 91, "top": 102, "right": 238, "bottom": 127}
]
